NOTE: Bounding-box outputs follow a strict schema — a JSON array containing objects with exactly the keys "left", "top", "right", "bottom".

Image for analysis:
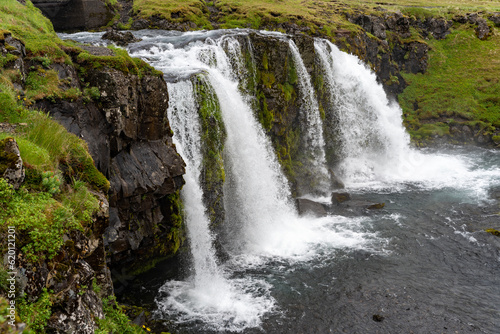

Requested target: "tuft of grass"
[
  {"left": 17, "top": 288, "right": 52, "bottom": 333},
  {"left": 76, "top": 46, "right": 162, "bottom": 78}
]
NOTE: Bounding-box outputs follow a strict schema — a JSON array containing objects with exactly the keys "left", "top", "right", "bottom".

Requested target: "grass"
[
  {"left": 132, "top": 0, "right": 500, "bottom": 36},
  {"left": 0, "top": 0, "right": 69, "bottom": 61},
  {"left": 75, "top": 46, "right": 162, "bottom": 78},
  {"left": 399, "top": 23, "right": 500, "bottom": 139},
  {"left": 133, "top": 0, "right": 363, "bottom": 35}
]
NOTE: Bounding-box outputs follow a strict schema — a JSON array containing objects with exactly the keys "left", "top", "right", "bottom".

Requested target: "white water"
[
  {"left": 126, "top": 32, "right": 377, "bottom": 331},
  {"left": 160, "top": 79, "right": 276, "bottom": 332},
  {"left": 288, "top": 40, "right": 331, "bottom": 192},
  {"left": 313, "top": 39, "right": 500, "bottom": 198}
]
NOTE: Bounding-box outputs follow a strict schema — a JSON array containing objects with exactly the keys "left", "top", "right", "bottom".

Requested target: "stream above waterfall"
[{"left": 59, "top": 29, "right": 500, "bottom": 334}]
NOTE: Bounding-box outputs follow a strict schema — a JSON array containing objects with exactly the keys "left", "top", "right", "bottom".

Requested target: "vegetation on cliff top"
[{"left": 132, "top": 0, "right": 500, "bottom": 32}]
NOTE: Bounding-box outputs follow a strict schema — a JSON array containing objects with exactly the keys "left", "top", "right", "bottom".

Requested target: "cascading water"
[
  {"left": 313, "top": 39, "right": 495, "bottom": 196},
  {"left": 58, "top": 29, "right": 500, "bottom": 334},
  {"left": 314, "top": 39, "right": 411, "bottom": 183},
  {"left": 288, "top": 40, "right": 331, "bottom": 193},
  {"left": 158, "top": 79, "right": 275, "bottom": 332},
  {"left": 126, "top": 31, "right": 376, "bottom": 331}
]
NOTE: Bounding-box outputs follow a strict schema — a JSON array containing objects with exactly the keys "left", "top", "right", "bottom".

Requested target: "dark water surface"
[{"left": 123, "top": 147, "right": 500, "bottom": 334}]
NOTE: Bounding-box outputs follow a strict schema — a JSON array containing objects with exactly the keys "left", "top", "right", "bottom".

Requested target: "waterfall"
[
  {"left": 157, "top": 78, "right": 275, "bottom": 333},
  {"left": 288, "top": 40, "right": 331, "bottom": 193},
  {"left": 201, "top": 37, "right": 302, "bottom": 255},
  {"left": 314, "top": 39, "right": 476, "bottom": 190},
  {"left": 125, "top": 30, "right": 379, "bottom": 331},
  {"left": 165, "top": 81, "right": 224, "bottom": 290},
  {"left": 314, "top": 39, "right": 413, "bottom": 184}
]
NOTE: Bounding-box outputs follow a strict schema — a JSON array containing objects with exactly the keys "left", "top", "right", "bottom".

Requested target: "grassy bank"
[{"left": 399, "top": 22, "right": 500, "bottom": 141}]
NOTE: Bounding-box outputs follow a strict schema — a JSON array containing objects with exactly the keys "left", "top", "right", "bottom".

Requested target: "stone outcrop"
[
  {"left": 32, "top": 0, "right": 114, "bottom": 31},
  {"left": 1, "top": 27, "right": 186, "bottom": 329},
  {"left": 0, "top": 138, "right": 25, "bottom": 190},
  {"left": 453, "top": 13, "right": 494, "bottom": 40},
  {"left": 9, "top": 182, "right": 113, "bottom": 333},
  {"left": 331, "top": 192, "right": 351, "bottom": 205},
  {"left": 35, "top": 47, "right": 186, "bottom": 275},
  {"left": 102, "top": 29, "right": 141, "bottom": 46}
]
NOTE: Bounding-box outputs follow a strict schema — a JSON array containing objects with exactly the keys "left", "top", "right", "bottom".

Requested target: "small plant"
[
  {"left": 83, "top": 86, "right": 101, "bottom": 101},
  {"left": 42, "top": 171, "right": 61, "bottom": 195}
]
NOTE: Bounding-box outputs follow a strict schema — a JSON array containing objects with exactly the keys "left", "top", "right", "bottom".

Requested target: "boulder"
[
  {"left": 296, "top": 198, "right": 328, "bottom": 217},
  {"left": 424, "top": 17, "right": 452, "bottom": 39},
  {"left": 0, "top": 137, "right": 25, "bottom": 189},
  {"left": 489, "top": 13, "right": 500, "bottom": 27},
  {"left": 476, "top": 19, "right": 492, "bottom": 40},
  {"left": 332, "top": 192, "right": 351, "bottom": 204},
  {"left": 102, "top": 29, "right": 141, "bottom": 46}
]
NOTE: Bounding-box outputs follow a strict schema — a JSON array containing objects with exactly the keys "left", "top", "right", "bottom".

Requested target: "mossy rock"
[{"left": 485, "top": 229, "right": 500, "bottom": 237}]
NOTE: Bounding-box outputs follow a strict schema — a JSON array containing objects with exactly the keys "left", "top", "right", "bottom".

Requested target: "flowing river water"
[{"left": 60, "top": 30, "right": 500, "bottom": 334}]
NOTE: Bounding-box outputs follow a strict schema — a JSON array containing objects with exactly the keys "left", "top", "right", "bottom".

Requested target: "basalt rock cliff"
[{"left": 34, "top": 46, "right": 186, "bottom": 276}]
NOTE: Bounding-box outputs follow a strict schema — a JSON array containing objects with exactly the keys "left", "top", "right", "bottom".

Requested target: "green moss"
[
  {"left": 0, "top": 0, "right": 70, "bottom": 62},
  {"left": 75, "top": 47, "right": 162, "bottom": 78},
  {"left": 257, "top": 94, "right": 274, "bottom": 132},
  {"left": 17, "top": 288, "right": 52, "bottom": 333},
  {"left": 262, "top": 53, "right": 269, "bottom": 71},
  {"left": 281, "top": 82, "right": 295, "bottom": 102},
  {"left": 0, "top": 53, "right": 17, "bottom": 67},
  {"left": 261, "top": 71, "right": 275, "bottom": 89},
  {"left": 409, "top": 122, "right": 450, "bottom": 141},
  {"left": 65, "top": 144, "right": 110, "bottom": 192},
  {"left": 194, "top": 75, "right": 226, "bottom": 186},
  {"left": 96, "top": 295, "right": 143, "bottom": 334},
  {"left": 486, "top": 229, "right": 500, "bottom": 237}
]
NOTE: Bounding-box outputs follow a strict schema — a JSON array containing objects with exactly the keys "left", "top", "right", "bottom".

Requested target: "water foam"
[{"left": 314, "top": 39, "right": 500, "bottom": 198}]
